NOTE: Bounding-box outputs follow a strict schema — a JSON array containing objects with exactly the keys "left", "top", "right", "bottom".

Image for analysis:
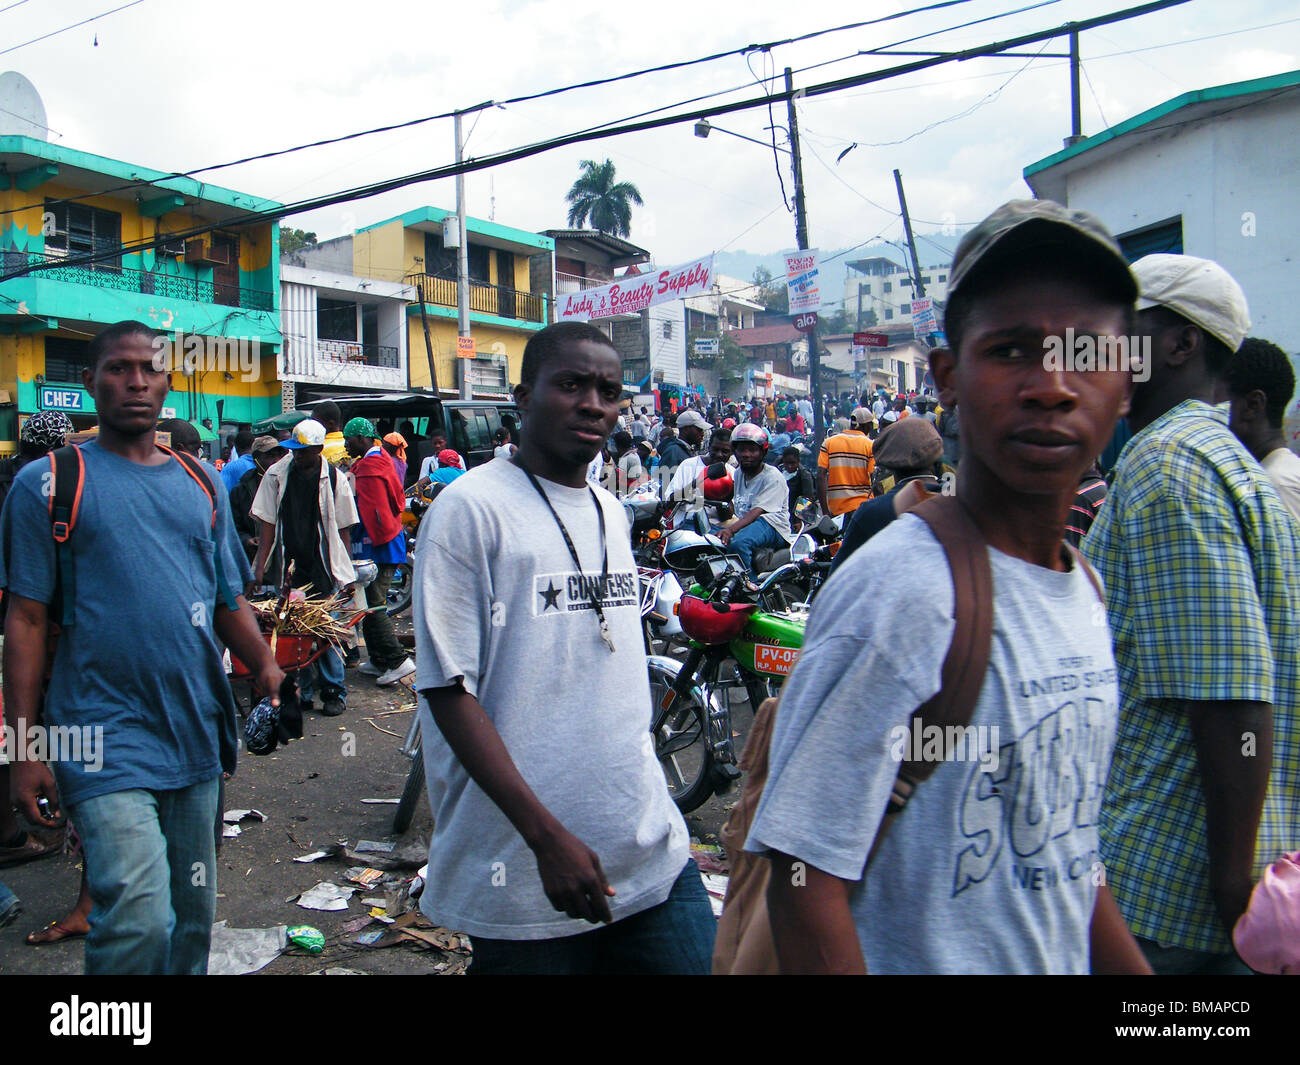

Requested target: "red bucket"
[{"left": 229, "top": 635, "right": 323, "bottom": 678}]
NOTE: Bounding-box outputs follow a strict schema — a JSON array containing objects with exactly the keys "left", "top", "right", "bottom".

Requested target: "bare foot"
[{"left": 26, "top": 913, "right": 89, "bottom": 945}]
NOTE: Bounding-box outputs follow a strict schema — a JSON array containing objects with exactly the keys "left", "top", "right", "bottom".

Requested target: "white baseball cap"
[
  {"left": 283, "top": 418, "right": 326, "bottom": 449},
  {"left": 1133, "top": 254, "right": 1251, "bottom": 352}
]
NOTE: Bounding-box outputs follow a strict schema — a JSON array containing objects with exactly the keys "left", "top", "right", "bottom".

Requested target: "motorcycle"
[
  {"left": 385, "top": 491, "right": 433, "bottom": 617},
  {"left": 636, "top": 522, "right": 737, "bottom": 652},
  {"left": 648, "top": 553, "right": 808, "bottom": 812}
]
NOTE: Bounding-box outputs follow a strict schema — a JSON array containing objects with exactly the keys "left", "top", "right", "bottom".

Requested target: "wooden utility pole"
[
  {"left": 785, "top": 66, "right": 822, "bottom": 447},
  {"left": 893, "top": 169, "right": 925, "bottom": 299}
]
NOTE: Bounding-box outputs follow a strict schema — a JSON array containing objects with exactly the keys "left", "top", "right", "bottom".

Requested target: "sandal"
[
  {"left": 26, "top": 918, "right": 88, "bottom": 945},
  {"left": 0, "top": 828, "right": 66, "bottom": 868}
]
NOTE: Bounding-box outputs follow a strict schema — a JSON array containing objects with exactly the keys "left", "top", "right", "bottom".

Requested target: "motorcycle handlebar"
[{"left": 712, "top": 572, "right": 746, "bottom": 611}]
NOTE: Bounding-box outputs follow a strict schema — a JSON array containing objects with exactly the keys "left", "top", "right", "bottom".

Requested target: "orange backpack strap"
[
  {"left": 47, "top": 445, "right": 85, "bottom": 626},
  {"left": 157, "top": 444, "right": 217, "bottom": 529},
  {"left": 157, "top": 445, "right": 237, "bottom": 610}
]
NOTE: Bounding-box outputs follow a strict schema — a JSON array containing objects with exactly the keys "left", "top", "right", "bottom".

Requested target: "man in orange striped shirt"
[{"left": 817, "top": 408, "right": 875, "bottom": 517}]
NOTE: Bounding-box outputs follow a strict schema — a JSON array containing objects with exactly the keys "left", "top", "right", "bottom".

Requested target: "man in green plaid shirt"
[{"left": 1084, "top": 253, "right": 1300, "bottom": 974}]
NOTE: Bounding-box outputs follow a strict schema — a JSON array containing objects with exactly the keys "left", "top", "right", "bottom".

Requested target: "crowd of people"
[{"left": 1, "top": 194, "right": 1298, "bottom": 978}]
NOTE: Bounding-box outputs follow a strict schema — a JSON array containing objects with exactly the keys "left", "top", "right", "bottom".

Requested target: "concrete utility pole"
[
  {"left": 785, "top": 66, "right": 822, "bottom": 447},
  {"left": 455, "top": 110, "right": 472, "bottom": 400}
]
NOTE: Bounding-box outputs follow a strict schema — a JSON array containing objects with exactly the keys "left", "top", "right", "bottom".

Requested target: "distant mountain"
[{"left": 714, "top": 229, "right": 963, "bottom": 310}]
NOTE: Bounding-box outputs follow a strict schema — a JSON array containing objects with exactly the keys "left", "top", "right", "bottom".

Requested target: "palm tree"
[{"left": 565, "top": 159, "right": 644, "bottom": 237}]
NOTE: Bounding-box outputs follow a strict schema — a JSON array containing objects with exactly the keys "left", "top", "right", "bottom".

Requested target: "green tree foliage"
[
  {"left": 687, "top": 328, "right": 749, "bottom": 376},
  {"left": 751, "top": 265, "right": 788, "bottom": 314},
  {"left": 816, "top": 308, "right": 851, "bottom": 337},
  {"left": 565, "top": 159, "right": 644, "bottom": 237},
  {"left": 280, "top": 227, "right": 318, "bottom": 256}
]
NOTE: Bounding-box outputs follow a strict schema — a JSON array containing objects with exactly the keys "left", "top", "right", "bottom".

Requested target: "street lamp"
[
  {"left": 693, "top": 118, "right": 791, "bottom": 155},
  {"left": 692, "top": 69, "right": 821, "bottom": 444}
]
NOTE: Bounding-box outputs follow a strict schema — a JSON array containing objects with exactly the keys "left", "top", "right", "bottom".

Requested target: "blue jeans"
[
  {"left": 1135, "top": 936, "right": 1253, "bottom": 975},
  {"left": 0, "top": 877, "right": 18, "bottom": 923},
  {"left": 296, "top": 643, "right": 345, "bottom": 707},
  {"left": 469, "top": 861, "right": 717, "bottom": 975},
  {"left": 729, "top": 519, "right": 787, "bottom": 575},
  {"left": 70, "top": 777, "right": 221, "bottom": 975}
]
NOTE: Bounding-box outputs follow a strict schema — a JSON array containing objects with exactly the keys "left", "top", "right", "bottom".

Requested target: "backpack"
[
  {"left": 711, "top": 493, "right": 1103, "bottom": 974},
  {"left": 46, "top": 443, "right": 236, "bottom": 628}
]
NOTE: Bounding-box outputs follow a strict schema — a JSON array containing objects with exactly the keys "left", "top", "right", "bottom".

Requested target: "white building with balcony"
[
  {"left": 279, "top": 265, "right": 413, "bottom": 403},
  {"left": 843, "top": 255, "right": 950, "bottom": 332}
]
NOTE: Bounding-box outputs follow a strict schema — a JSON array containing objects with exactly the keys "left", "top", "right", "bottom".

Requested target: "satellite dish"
[{"left": 0, "top": 72, "right": 49, "bottom": 140}]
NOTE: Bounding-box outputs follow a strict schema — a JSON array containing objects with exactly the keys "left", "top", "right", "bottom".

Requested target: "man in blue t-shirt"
[
  {"left": 220, "top": 429, "right": 255, "bottom": 493},
  {"left": 0, "top": 320, "right": 285, "bottom": 975}
]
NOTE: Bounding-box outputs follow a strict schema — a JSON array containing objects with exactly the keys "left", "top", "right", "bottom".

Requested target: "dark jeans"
[
  {"left": 469, "top": 861, "right": 716, "bottom": 975},
  {"left": 361, "top": 563, "right": 405, "bottom": 669}
]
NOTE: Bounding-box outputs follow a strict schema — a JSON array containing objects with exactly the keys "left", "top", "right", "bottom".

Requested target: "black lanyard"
[{"left": 521, "top": 465, "right": 615, "bottom": 654}]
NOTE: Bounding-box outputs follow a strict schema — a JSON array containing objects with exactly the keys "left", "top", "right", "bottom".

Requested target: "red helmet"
[
  {"left": 699, "top": 462, "right": 733, "bottom": 501},
  {"left": 678, "top": 594, "right": 756, "bottom": 645},
  {"left": 721, "top": 417, "right": 736, "bottom": 430},
  {"left": 730, "top": 422, "right": 770, "bottom": 452}
]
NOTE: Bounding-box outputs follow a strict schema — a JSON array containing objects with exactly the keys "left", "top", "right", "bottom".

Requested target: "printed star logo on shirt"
[{"left": 538, "top": 580, "right": 562, "bottom": 611}]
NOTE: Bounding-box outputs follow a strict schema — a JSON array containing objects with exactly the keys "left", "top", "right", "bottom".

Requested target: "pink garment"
[{"left": 1233, "top": 850, "right": 1300, "bottom": 973}]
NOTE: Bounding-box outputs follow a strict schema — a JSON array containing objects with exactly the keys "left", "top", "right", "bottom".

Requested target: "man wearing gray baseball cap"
[{"left": 1083, "top": 253, "right": 1300, "bottom": 974}]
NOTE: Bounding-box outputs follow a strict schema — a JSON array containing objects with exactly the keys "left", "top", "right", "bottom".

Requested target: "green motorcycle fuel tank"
[
  {"left": 681, "top": 582, "right": 807, "bottom": 679},
  {"left": 729, "top": 608, "right": 806, "bottom": 679}
]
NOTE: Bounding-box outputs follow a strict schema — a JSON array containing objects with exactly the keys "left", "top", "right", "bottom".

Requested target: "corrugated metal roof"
[
  {"left": 541, "top": 229, "right": 652, "bottom": 263},
  {"left": 727, "top": 323, "right": 802, "bottom": 346}
]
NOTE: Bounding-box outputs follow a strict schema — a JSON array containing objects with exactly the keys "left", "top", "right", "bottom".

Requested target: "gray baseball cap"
[{"left": 948, "top": 199, "right": 1137, "bottom": 302}]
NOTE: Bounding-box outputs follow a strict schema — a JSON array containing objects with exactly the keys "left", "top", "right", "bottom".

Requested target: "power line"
[
  {"left": 0, "top": 0, "right": 145, "bottom": 58},
  {"left": 0, "top": 0, "right": 1195, "bottom": 284},
  {"left": 0, "top": 0, "right": 35, "bottom": 14},
  {"left": 833, "top": 14, "right": 1300, "bottom": 102},
  {"left": 0, "top": 0, "right": 976, "bottom": 221},
  {"left": 813, "top": 38, "right": 1050, "bottom": 152},
  {"left": 1081, "top": 61, "right": 1110, "bottom": 127},
  {"left": 746, "top": 49, "right": 792, "bottom": 214},
  {"left": 714, "top": 205, "right": 786, "bottom": 254},
  {"left": 0, "top": 102, "right": 61, "bottom": 137}
]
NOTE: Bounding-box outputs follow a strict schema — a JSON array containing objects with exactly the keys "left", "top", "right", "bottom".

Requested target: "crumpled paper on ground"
[
  {"left": 343, "top": 836, "right": 427, "bottom": 871},
  {"left": 296, "top": 881, "right": 355, "bottom": 911},
  {"left": 207, "top": 920, "right": 288, "bottom": 975}
]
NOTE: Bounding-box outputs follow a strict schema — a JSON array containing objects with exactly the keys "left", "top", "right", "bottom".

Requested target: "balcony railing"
[
  {"left": 407, "top": 271, "right": 543, "bottom": 323},
  {"left": 316, "top": 339, "right": 399, "bottom": 368},
  {"left": 556, "top": 270, "right": 611, "bottom": 295},
  {"left": 2, "top": 251, "right": 275, "bottom": 312}
]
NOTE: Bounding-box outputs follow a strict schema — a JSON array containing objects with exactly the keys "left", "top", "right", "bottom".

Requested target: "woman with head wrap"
[
  {"left": 382, "top": 432, "right": 409, "bottom": 486},
  {"left": 344, "top": 417, "right": 415, "bottom": 685},
  {"left": 0, "top": 411, "right": 73, "bottom": 513}
]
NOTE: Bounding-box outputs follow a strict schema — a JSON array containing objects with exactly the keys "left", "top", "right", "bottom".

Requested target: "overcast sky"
[{"left": 4, "top": 0, "right": 1296, "bottom": 269}]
